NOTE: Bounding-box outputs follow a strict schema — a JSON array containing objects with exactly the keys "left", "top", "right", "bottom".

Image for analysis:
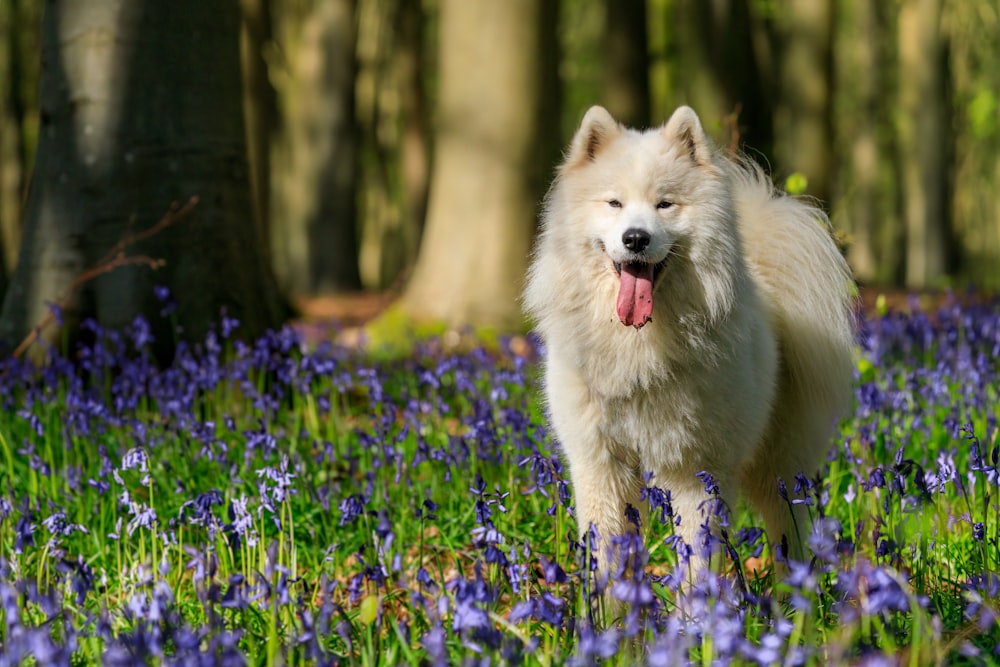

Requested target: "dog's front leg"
[
  {"left": 567, "top": 444, "right": 643, "bottom": 571},
  {"left": 652, "top": 467, "right": 737, "bottom": 584},
  {"left": 544, "top": 359, "right": 643, "bottom": 576}
]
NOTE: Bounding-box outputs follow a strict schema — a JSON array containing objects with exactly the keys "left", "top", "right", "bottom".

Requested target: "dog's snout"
[{"left": 622, "top": 228, "right": 651, "bottom": 252}]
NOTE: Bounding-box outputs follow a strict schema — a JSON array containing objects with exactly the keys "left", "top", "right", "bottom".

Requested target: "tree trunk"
[
  {"left": 0, "top": 1, "right": 11, "bottom": 292},
  {"left": 947, "top": 0, "right": 1000, "bottom": 288},
  {"left": 602, "top": 0, "right": 651, "bottom": 129},
  {"left": 898, "top": 0, "right": 951, "bottom": 287},
  {"left": 356, "top": 0, "right": 425, "bottom": 290},
  {"left": 395, "top": 0, "right": 430, "bottom": 271},
  {"left": 0, "top": 0, "right": 41, "bottom": 280},
  {"left": 0, "top": 1, "right": 282, "bottom": 362},
  {"left": 398, "top": 0, "right": 560, "bottom": 331},
  {"left": 270, "top": 0, "right": 361, "bottom": 296},
  {"left": 663, "top": 0, "right": 774, "bottom": 155},
  {"left": 240, "top": 0, "right": 276, "bottom": 265},
  {"left": 773, "top": 0, "right": 835, "bottom": 203},
  {"left": 833, "top": 0, "right": 890, "bottom": 283}
]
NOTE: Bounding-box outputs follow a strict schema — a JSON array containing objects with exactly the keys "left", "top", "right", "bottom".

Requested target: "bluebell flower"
[
  {"left": 509, "top": 593, "right": 565, "bottom": 627},
  {"left": 120, "top": 447, "right": 149, "bottom": 473},
  {"left": 972, "top": 521, "right": 986, "bottom": 542},
  {"left": 571, "top": 623, "right": 621, "bottom": 665},
  {"left": 41, "top": 509, "right": 89, "bottom": 548},
  {"left": 15, "top": 515, "right": 36, "bottom": 553},
  {"left": 338, "top": 494, "right": 367, "bottom": 527},
  {"left": 220, "top": 310, "right": 240, "bottom": 339},
  {"left": 540, "top": 555, "right": 567, "bottom": 585},
  {"left": 421, "top": 625, "right": 449, "bottom": 667}
]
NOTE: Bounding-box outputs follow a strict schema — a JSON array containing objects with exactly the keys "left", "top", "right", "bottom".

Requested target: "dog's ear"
[
  {"left": 662, "top": 106, "right": 712, "bottom": 165},
  {"left": 565, "top": 105, "right": 621, "bottom": 168}
]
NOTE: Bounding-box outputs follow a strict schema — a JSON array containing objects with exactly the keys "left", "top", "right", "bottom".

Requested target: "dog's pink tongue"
[{"left": 616, "top": 263, "right": 654, "bottom": 328}]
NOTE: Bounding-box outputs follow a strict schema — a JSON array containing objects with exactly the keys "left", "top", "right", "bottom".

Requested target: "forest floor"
[{"left": 290, "top": 286, "right": 979, "bottom": 343}]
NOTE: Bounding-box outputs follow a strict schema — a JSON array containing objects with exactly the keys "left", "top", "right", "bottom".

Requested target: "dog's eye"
[
  {"left": 608, "top": 199, "right": 622, "bottom": 209},
  {"left": 656, "top": 200, "right": 674, "bottom": 210}
]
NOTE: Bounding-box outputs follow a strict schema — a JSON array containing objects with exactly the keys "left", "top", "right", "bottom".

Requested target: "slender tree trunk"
[
  {"left": 241, "top": 0, "right": 276, "bottom": 263},
  {"left": 399, "top": 0, "right": 560, "bottom": 330},
  {"left": 0, "top": 1, "right": 282, "bottom": 361},
  {"left": 602, "top": 0, "right": 651, "bottom": 129},
  {"left": 395, "top": 0, "right": 429, "bottom": 269},
  {"left": 834, "top": 0, "right": 881, "bottom": 282},
  {"left": 271, "top": 0, "right": 361, "bottom": 296},
  {"left": 0, "top": 2, "right": 12, "bottom": 292},
  {"left": 947, "top": 0, "right": 1000, "bottom": 287},
  {"left": 665, "top": 0, "right": 773, "bottom": 154},
  {"left": 356, "top": 0, "right": 427, "bottom": 290},
  {"left": 0, "top": 0, "right": 41, "bottom": 279},
  {"left": 898, "top": 0, "right": 951, "bottom": 287},
  {"left": 773, "top": 0, "right": 835, "bottom": 203}
]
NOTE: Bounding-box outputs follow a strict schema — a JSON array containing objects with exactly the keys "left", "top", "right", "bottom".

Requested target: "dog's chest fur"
[{"left": 553, "top": 292, "right": 779, "bottom": 473}]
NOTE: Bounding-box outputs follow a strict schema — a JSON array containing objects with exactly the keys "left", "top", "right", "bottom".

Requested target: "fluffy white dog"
[{"left": 523, "top": 106, "right": 855, "bottom": 573}]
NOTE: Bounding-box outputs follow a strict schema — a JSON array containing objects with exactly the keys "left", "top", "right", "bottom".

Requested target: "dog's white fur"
[{"left": 523, "top": 106, "right": 854, "bottom": 569}]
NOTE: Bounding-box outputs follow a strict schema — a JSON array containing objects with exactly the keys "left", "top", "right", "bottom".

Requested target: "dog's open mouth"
[{"left": 612, "top": 258, "right": 668, "bottom": 329}]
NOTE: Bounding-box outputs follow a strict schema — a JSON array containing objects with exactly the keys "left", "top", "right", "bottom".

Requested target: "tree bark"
[
  {"left": 602, "top": 0, "right": 651, "bottom": 129},
  {"left": 270, "top": 0, "right": 361, "bottom": 296},
  {"left": 399, "top": 0, "right": 560, "bottom": 330},
  {"left": 898, "top": 0, "right": 951, "bottom": 287},
  {"left": 0, "top": 0, "right": 282, "bottom": 361}
]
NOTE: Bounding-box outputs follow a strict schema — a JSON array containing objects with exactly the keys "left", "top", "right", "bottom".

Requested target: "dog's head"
[{"left": 549, "top": 105, "right": 735, "bottom": 329}]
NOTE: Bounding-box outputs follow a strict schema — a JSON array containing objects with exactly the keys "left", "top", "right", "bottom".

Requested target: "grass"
[{"left": 0, "top": 295, "right": 998, "bottom": 665}]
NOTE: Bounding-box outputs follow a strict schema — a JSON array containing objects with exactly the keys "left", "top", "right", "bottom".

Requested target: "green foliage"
[
  {"left": 784, "top": 171, "right": 809, "bottom": 196},
  {"left": 0, "top": 301, "right": 999, "bottom": 663},
  {"left": 967, "top": 88, "right": 998, "bottom": 140}
]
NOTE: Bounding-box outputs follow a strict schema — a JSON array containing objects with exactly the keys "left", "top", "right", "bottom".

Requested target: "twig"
[
  {"left": 10, "top": 196, "right": 199, "bottom": 360},
  {"left": 723, "top": 103, "right": 743, "bottom": 156}
]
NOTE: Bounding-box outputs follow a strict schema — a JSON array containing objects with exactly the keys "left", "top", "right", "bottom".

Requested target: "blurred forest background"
[{"left": 0, "top": 0, "right": 998, "bottom": 357}]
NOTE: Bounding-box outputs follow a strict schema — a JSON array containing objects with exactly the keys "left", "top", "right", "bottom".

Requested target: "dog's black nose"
[{"left": 622, "top": 228, "right": 651, "bottom": 252}]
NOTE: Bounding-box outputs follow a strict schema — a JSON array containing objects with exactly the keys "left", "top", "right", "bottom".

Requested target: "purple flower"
[
  {"left": 220, "top": 310, "right": 240, "bottom": 339},
  {"left": 338, "top": 494, "right": 367, "bottom": 526},
  {"left": 15, "top": 515, "right": 36, "bottom": 553},
  {"left": 421, "top": 625, "right": 449, "bottom": 667},
  {"left": 572, "top": 624, "right": 621, "bottom": 664},
  {"left": 973, "top": 521, "right": 986, "bottom": 542},
  {"left": 120, "top": 448, "right": 149, "bottom": 473}
]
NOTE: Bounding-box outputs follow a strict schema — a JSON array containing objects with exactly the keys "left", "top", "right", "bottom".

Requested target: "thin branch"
[{"left": 10, "top": 196, "right": 200, "bottom": 361}]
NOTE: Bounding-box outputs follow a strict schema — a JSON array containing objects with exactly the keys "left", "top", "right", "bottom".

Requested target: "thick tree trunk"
[
  {"left": 0, "top": 1, "right": 282, "bottom": 361},
  {"left": 270, "top": 0, "right": 361, "bottom": 296},
  {"left": 898, "top": 0, "right": 951, "bottom": 287},
  {"left": 399, "top": 0, "right": 560, "bottom": 330},
  {"left": 602, "top": 0, "right": 651, "bottom": 129}
]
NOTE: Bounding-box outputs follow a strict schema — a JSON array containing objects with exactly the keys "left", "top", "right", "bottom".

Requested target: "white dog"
[{"left": 523, "top": 106, "right": 854, "bottom": 573}]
